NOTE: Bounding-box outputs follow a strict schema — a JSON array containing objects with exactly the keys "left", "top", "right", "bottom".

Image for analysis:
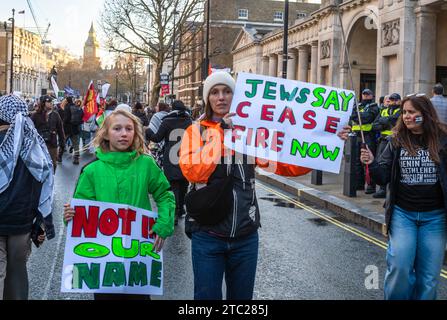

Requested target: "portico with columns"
[{"left": 232, "top": 0, "right": 447, "bottom": 99}]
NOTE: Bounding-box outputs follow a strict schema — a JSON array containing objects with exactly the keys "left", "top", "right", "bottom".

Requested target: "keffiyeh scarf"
[{"left": 0, "top": 94, "right": 54, "bottom": 217}]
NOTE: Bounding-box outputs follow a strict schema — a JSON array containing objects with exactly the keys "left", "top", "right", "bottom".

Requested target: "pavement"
[{"left": 256, "top": 167, "right": 387, "bottom": 236}]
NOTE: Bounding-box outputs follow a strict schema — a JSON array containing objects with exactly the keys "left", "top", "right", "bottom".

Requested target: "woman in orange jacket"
[{"left": 179, "top": 72, "right": 311, "bottom": 300}]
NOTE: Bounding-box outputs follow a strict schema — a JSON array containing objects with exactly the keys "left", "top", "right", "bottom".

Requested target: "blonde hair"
[{"left": 92, "top": 109, "right": 145, "bottom": 155}]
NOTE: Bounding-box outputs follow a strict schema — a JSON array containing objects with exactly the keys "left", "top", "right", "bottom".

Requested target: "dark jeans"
[
  {"left": 191, "top": 230, "right": 259, "bottom": 300},
  {"left": 47, "top": 146, "right": 57, "bottom": 174},
  {"left": 376, "top": 138, "right": 388, "bottom": 191},
  {"left": 170, "top": 179, "right": 188, "bottom": 218}
]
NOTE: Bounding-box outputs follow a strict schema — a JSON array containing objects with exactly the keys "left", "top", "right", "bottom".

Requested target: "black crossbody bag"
[
  {"left": 184, "top": 124, "right": 234, "bottom": 225},
  {"left": 185, "top": 163, "right": 234, "bottom": 226}
]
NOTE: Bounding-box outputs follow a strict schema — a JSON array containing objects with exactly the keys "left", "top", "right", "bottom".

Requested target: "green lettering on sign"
[
  {"left": 280, "top": 85, "right": 297, "bottom": 101},
  {"left": 73, "top": 263, "right": 100, "bottom": 289},
  {"left": 140, "top": 242, "right": 160, "bottom": 260},
  {"left": 311, "top": 87, "right": 326, "bottom": 107},
  {"left": 150, "top": 260, "right": 162, "bottom": 288},
  {"left": 340, "top": 91, "right": 354, "bottom": 112},
  {"left": 111, "top": 237, "right": 139, "bottom": 258},
  {"left": 295, "top": 88, "right": 310, "bottom": 104},
  {"left": 307, "top": 143, "right": 321, "bottom": 158},
  {"left": 290, "top": 139, "right": 308, "bottom": 158},
  {"left": 263, "top": 81, "right": 277, "bottom": 100},
  {"left": 322, "top": 145, "right": 340, "bottom": 161},
  {"left": 128, "top": 262, "right": 148, "bottom": 287},
  {"left": 103, "top": 262, "right": 126, "bottom": 287},
  {"left": 245, "top": 79, "right": 263, "bottom": 98},
  {"left": 323, "top": 90, "right": 340, "bottom": 111},
  {"left": 74, "top": 242, "right": 110, "bottom": 258}
]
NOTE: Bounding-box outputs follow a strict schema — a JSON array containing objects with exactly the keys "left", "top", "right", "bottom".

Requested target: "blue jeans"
[
  {"left": 191, "top": 230, "right": 259, "bottom": 300},
  {"left": 384, "top": 205, "right": 447, "bottom": 300}
]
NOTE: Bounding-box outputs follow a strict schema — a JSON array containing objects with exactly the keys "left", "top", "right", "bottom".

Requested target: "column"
[
  {"left": 298, "top": 45, "right": 309, "bottom": 82},
  {"left": 287, "top": 49, "right": 298, "bottom": 80},
  {"left": 310, "top": 41, "right": 318, "bottom": 84},
  {"left": 277, "top": 53, "right": 282, "bottom": 77},
  {"left": 262, "top": 56, "right": 269, "bottom": 76},
  {"left": 268, "top": 54, "right": 278, "bottom": 77},
  {"left": 414, "top": 7, "right": 436, "bottom": 94}
]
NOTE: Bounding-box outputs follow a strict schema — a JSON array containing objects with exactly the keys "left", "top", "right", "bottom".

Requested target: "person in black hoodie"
[
  {"left": 0, "top": 94, "right": 55, "bottom": 300},
  {"left": 146, "top": 100, "right": 192, "bottom": 225}
]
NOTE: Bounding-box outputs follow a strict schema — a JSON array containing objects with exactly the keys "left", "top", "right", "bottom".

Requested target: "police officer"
[
  {"left": 370, "top": 93, "right": 401, "bottom": 198},
  {"left": 349, "top": 88, "right": 379, "bottom": 194}
]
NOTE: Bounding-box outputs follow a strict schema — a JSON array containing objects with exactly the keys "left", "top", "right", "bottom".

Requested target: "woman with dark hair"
[
  {"left": 31, "top": 96, "right": 65, "bottom": 173},
  {"left": 339, "top": 95, "right": 447, "bottom": 300}
]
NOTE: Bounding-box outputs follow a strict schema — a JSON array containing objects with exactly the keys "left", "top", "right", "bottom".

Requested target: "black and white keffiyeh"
[{"left": 0, "top": 94, "right": 54, "bottom": 217}]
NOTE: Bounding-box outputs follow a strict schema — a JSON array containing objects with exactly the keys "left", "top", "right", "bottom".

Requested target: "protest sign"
[
  {"left": 223, "top": 72, "right": 355, "bottom": 173},
  {"left": 61, "top": 199, "right": 163, "bottom": 295}
]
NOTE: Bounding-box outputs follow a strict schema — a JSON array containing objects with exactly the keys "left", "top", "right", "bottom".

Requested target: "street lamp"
[
  {"left": 8, "top": 9, "right": 15, "bottom": 93},
  {"left": 282, "top": 0, "right": 289, "bottom": 79},
  {"left": 134, "top": 57, "right": 138, "bottom": 103},
  {"left": 204, "top": 0, "right": 210, "bottom": 82},
  {"left": 115, "top": 73, "right": 119, "bottom": 100},
  {"left": 171, "top": 9, "right": 179, "bottom": 97},
  {"left": 8, "top": 9, "right": 24, "bottom": 93}
]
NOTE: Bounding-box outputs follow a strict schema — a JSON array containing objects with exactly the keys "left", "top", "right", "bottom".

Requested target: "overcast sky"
[
  {"left": 0, "top": 0, "right": 112, "bottom": 64},
  {"left": 0, "top": 0, "right": 321, "bottom": 66}
]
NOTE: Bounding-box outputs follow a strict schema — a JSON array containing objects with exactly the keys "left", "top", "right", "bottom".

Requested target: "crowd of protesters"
[{"left": 1, "top": 76, "right": 447, "bottom": 301}]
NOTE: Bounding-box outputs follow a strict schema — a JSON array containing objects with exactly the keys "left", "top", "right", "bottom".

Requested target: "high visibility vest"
[
  {"left": 380, "top": 107, "right": 400, "bottom": 136},
  {"left": 351, "top": 105, "right": 373, "bottom": 132}
]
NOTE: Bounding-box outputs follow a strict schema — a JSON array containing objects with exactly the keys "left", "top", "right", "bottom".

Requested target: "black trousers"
[{"left": 170, "top": 179, "right": 189, "bottom": 217}]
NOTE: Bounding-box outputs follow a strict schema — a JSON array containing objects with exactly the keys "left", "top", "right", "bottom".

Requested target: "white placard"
[
  {"left": 224, "top": 72, "right": 355, "bottom": 173},
  {"left": 61, "top": 199, "right": 163, "bottom": 295}
]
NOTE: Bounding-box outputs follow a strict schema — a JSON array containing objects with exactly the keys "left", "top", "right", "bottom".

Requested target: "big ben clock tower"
[{"left": 83, "top": 22, "right": 101, "bottom": 69}]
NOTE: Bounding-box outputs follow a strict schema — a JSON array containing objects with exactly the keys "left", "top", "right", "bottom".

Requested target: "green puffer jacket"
[{"left": 73, "top": 148, "right": 175, "bottom": 238}]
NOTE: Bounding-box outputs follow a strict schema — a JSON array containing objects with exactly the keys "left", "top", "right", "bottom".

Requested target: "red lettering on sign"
[
  {"left": 278, "top": 107, "right": 296, "bottom": 125},
  {"left": 260, "top": 105, "right": 275, "bottom": 122},
  {"left": 303, "top": 110, "right": 317, "bottom": 130},
  {"left": 118, "top": 208, "right": 136, "bottom": 235},
  {"left": 72, "top": 206, "right": 99, "bottom": 238},
  {"left": 325, "top": 116, "right": 340, "bottom": 134},
  {"left": 236, "top": 101, "right": 251, "bottom": 118},
  {"left": 99, "top": 208, "right": 119, "bottom": 236}
]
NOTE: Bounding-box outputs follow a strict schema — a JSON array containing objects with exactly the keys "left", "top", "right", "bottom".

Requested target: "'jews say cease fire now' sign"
[{"left": 224, "top": 72, "right": 355, "bottom": 173}]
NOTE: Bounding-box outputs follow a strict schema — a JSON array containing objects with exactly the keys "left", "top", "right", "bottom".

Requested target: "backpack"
[{"left": 70, "top": 105, "right": 83, "bottom": 125}]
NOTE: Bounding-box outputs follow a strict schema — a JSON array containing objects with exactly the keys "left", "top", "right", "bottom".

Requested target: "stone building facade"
[
  {"left": 232, "top": 0, "right": 447, "bottom": 99},
  {"left": 0, "top": 23, "right": 49, "bottom": 98},
  {"left": 177, "top": 0, "right": 320, "bottom": 106}
]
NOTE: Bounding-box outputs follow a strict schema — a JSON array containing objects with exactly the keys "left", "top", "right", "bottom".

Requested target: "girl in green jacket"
[{"left": 63, "top": 109, "right": 175, "bottom": 300}]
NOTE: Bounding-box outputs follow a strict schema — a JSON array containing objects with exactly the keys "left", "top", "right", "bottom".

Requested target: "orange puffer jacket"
[{"left": 179, "top": 120, "right": 311, "bottom": 238}]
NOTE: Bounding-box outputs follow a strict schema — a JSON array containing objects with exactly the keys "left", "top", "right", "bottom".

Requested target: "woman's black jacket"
[{"left": 369, "top": 137, "right": 447, "bottom": 234}]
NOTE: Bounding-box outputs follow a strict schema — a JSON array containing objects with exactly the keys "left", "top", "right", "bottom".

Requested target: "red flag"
[{"left": 82, "top": 81, "right": 98, "bottom": 122}]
